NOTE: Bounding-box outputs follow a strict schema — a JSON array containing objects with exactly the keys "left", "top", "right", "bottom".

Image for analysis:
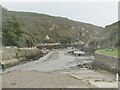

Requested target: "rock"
[
  {"left": 6, "top": 71, "right": 11, "bottom": 73},
  {"left": 87, "top": 82, "right": 91, "bottom": 84},
  {"left": 101, "top": 79, "right": 105, "bottom": 81},
  {"left": 94, "top": 79, "right": 101, "bottom": 82},
  {"left": 86, "top": 80, "right": 89, "bottom": 82},
  {"left": 11, "top": 82, "right": 16, "bottom": 85},
  {"left": 77, "top": 64, "right": 83, "bottom": 68}
]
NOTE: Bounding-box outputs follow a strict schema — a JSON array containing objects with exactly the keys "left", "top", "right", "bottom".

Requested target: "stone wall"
[
  {"left": 2, "top": 47, "right": 43, "bottom": 61},
  {"left": 1, "top": 47, "right": 45, "bottom": 68},
  {"left": 92, "top": 52, "right": 118, "bottom": 74},
  {"left": 2, "top": 47, "right": 17, "bottom": 60}
]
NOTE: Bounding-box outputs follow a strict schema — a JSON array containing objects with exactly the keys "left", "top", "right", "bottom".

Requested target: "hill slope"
[
  {"left": 99, "top": 22, "right": 119, "bottom": 48},
  {"left": 2, "top": 8, "right": 104, "bottom": 48}
]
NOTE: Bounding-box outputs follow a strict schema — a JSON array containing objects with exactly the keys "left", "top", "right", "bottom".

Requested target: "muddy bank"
[
  {"left": 2, "top": 71, "right": 97, "bottom": 88},
  {"left": 2, "top": 66, "right": 117, "bottom": 88}
]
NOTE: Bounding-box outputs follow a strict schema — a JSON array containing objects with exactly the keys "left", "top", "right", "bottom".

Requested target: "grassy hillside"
[
  {"left": 99, "top": 22, "right": 119, "bottom": 48},
  {"left": 2, "top": 8, "right": 104, "bottom": 48}
]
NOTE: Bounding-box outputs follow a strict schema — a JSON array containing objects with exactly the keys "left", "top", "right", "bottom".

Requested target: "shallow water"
[{"left": 5, "top": 49, "right": 94, "bottom": 72}]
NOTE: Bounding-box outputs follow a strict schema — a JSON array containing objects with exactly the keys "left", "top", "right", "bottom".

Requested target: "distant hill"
[
  {"left": 99, "top": 21, "right": 119, "bottom": 48},
  {"left": 2, "top": 8, "right": 105, "bottom": 48}
]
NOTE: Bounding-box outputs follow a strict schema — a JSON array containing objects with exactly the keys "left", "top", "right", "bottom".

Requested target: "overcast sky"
[{"left": 0, "top": 0, "right": 118, "bottom": 27}]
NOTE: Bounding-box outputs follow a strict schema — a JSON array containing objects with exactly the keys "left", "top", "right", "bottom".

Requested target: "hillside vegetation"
[
  {"left": 2, "top": 8, "right": 104, "bottom": 48},
  {"left": 2, "top": 7, "right": 119, "bottom": 50},
  {"left": 99, "top": 22, "right": 119, "bottom": 48}
]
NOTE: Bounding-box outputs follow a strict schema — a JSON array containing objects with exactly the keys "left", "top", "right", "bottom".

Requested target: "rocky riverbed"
[{"left": 1, "top": 49, "right": 118, "bottom": 88}]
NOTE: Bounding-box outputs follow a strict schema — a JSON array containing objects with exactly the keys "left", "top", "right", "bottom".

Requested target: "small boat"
[
  {"left": 73, "top": 50, "right": 85, "bottom": 56},
  {"left": 67, "top": 47, "right": 76, "bottom": 53}
]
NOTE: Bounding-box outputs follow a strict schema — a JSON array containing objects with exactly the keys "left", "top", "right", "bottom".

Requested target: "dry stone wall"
[
  {"left": 93, "top": 52, "right": 118, "bottom": 73},
  {"left": 2, "top": 47, "right": 43, "bottom": 61}
]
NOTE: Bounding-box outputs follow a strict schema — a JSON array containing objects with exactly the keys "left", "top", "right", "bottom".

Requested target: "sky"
[{"left": 0, "top": 0, "right": 119, "bottom": 27}]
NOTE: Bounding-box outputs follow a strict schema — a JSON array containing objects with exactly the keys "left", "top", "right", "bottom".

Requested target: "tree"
[{"left": 59, "top": 37, "right": 72, "bottom": 45}]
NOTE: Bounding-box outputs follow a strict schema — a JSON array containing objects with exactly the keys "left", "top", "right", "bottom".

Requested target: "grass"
[{"left": 96, "top": 48, "right": 118, "bottom": 57}]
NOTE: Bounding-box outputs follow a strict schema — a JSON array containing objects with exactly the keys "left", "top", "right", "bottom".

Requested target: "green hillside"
[
  {"left": 99, "top": 22, "right": 119, "bottom": 48},
  {"left": 2, "top": 8, "right": 104, "bottom": 48}
]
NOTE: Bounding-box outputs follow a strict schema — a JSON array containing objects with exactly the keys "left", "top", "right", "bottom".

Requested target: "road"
[{"left": 2, "top": 49, "right": 117, "bottom": 88}]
